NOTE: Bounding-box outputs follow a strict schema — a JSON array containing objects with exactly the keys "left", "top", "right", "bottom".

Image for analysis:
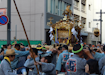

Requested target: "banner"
[{"left": 0, "top": 9, "right": 6, "bottom": 15}]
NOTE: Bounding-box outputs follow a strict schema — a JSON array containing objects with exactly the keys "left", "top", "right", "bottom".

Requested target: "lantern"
[{"left": 94, "top": 28, "right": 100, "bottom": 37}]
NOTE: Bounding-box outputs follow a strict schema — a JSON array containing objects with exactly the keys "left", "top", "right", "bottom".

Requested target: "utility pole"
[
  {"left": 7, "top": 0, "right": 11, "bottom": 44},
  {"left": 100, "top": 10, "right": 102, "bottom": 44},
  {"left": 93, "top": 9, "right": 105, "bottom": 44},
  {"left": 15, "top": 25, "right": 17, "bottom": 41}
]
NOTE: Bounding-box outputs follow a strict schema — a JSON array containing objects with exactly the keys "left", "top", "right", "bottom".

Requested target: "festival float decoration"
[
  {"left": 94, "top": 28, "right": 100, "bottom": 37},
  {"left": 47, "top": 5, "right": 84, "bottom": 46}
]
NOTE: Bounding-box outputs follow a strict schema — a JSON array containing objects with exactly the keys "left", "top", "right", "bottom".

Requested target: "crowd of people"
[{"left": 0, "top": 42, "right": 105, "bottom": 75}]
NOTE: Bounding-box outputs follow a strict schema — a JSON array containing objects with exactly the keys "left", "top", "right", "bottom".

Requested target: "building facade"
[
  {"left": 0, "top": 0, "right": 104, "bottom": 45},
  {"left": 86, "top": 0, "right": 104, "bottom": 45},
  {"left": 73, "top": 0, "right": 102, "bottom": 45},
  {"left": 0, "top": 0, "right": 73, "bottom": 45},
  {"left": 0, "top": 0, "right": 46, "bottom": 43},
  {"left": 73, "top": 0, "right": 88, "bottom": 43}
]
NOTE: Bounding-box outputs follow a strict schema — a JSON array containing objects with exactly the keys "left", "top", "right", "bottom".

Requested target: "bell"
[{"left": 94, "top": 28, "right": 100, "bottom": 37}]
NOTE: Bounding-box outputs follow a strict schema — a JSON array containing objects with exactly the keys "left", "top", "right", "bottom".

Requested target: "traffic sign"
[{"left": 0, "top": 15, "right": 9, "bottom": 25}]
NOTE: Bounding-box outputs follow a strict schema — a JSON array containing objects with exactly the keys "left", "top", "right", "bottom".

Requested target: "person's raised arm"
[{"left": 83, "top": 49, "right": 94, "bottom": 60}]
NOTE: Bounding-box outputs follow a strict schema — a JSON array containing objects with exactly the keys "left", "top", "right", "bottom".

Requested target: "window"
[
  {"left": 81, "top": 17, "right": 86, "bottom": 28},
  {"left": 89, "top": 5, "right": 91, "bottom": 10},
  {"left": 81, "top": 0, "right": 86, "bottom": 5},
  {"left": 60, "top": 1, "right": 62, "bottom": 16},
  {"left": 74, "top": 0, "right": 78, "bottom": 7},
  {"left": 55, "top": 0, "right": 58, "bottom": 15},
  {"left": 47, "top": 0, "right": 71, "bottom": 17},
  {"left": 89, "top": 22, "right": 91, "bottom": 28},
  {"left": 81, "top": 0, "right": 86, "bottom": 12},
  {"left": 51, "top": 0, "right": 54, "bottom": 14},
  {"left": 53, "top": 0, "right": 55, "bottom": 14},
  {"left": 64, "top": 2, "right": 68, "bottom": 9},
  {"left": 58, "top": 0, "right": 67, "bottom": 16},
  {"left": 47, "top": 0, "right": 51, "bottom": 13},
  {"left": 74, "top": 14, "right": 79, "bottom": 26},
  {"left": 92, "top": 41, "right": 96, "bottom": 45},
  {"left": 97, "top": 41, "right": 100, "bottom": 44},
  {"left": 49, "top": 0, "right": 56, "bottom": 14},
  {"left": 58, "top": 0, "right": 61, "bottom": 16},
  {"left": 81, "top": 4, "right": 85, "bottom": 10}
]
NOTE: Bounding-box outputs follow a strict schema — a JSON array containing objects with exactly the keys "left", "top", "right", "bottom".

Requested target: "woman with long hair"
[{"left": 85, "top": 59, "right": 100, "bottom": 75}]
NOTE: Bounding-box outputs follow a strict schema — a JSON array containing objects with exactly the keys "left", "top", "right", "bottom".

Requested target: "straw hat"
[
  {"left": 31, "top": 45, "right": 37, "bottom": 48},
  {"left": 49, "top": 46, "right": 54, "bottom": 50},
  {"left": 36, "top": 44, "right": 42, "bottom": 49},
  {"left": 49, "top": 45, "right": 57, "bottom": 50},
  {"left": 4, "top": 49, "right": 18, "bottom": 56}
]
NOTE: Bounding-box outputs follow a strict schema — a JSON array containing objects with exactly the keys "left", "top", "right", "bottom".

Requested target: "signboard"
[
  {"left": 0, "top": 9, "right": 6, "bottom": 15},
  {"left": 0, "top": 15, "right": 8, "bottom": 25}
]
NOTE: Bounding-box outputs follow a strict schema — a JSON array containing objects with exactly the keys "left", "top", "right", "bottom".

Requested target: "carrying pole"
[{"left": 13, "top": 0, "right": 39, "bottom": 74}]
